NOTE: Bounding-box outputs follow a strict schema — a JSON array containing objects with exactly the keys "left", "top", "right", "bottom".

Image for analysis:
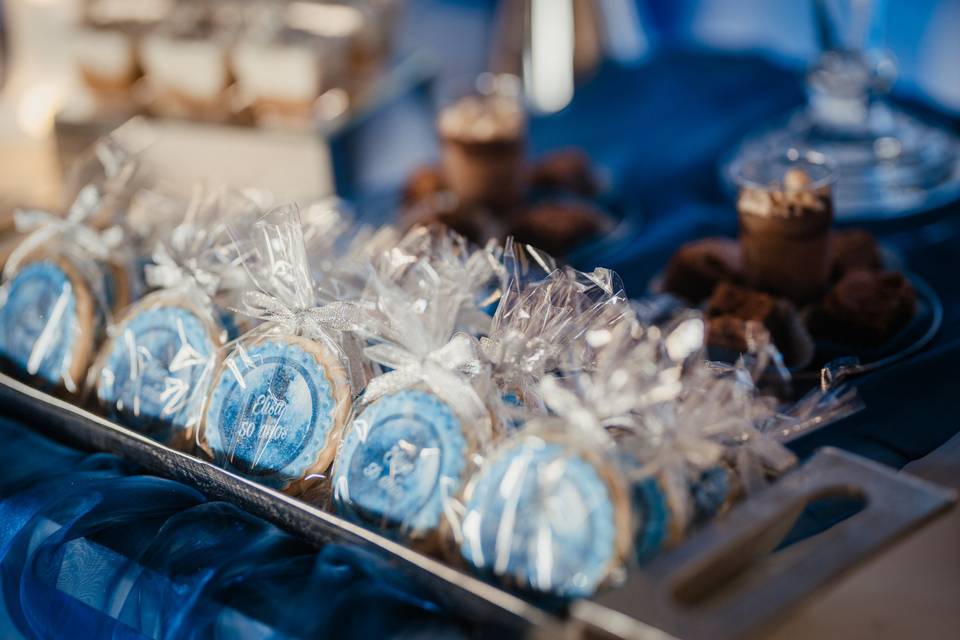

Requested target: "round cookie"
[
  {"left": 332, "top": 387, "right": 474, "bottom": 540},
  {"left": 200, "top": 334, "right": 352, "bottom": 491},
  {"left": 92, "top": 296, "right": 225, "bottom": 444},
  {"left": 689, "top": 464, "right": 738, "bottom": 525},
  {"left": 458, "top": 434, "right": 632, "bottom": 598},
  {"left": 632, "top": 471, "right": 690, "bottom": 563},
  {"left": 0, "top": 256, "right": 97, "bottom": 393}
]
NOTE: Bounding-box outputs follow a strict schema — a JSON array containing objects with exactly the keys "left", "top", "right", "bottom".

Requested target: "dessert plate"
[
  {"left": 792, "top": 271, "right": 942, "bottom": 384},
  {"left": 645, "top": 266, "right": 942, "bottom": 384}
]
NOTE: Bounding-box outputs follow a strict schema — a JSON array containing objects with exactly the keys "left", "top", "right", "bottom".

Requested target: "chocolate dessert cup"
[
  {"left": 733, "top": 150, "right": 836, "bottom": 303},
  {"left": 437, "top": 93, "right": 526, "bottom": 211}
]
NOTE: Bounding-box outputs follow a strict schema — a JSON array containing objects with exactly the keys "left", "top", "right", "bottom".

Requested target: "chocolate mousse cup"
[
  {"left": 733, "top": 151, "right": 836, "bottom": 303},
  {"left": 438, "top": 93, "right": 527, "bottom": 211}
]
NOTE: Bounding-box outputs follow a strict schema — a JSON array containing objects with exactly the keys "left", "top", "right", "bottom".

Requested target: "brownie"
[
  {"left": 402, "top": 164, "right": 448, "bottom": 207},
  {"left": 830, "top": 229, "right": 884, "bottom": 281},
  {"left": 706, "top": 316, "right": 769, "bottom": 355},
  {"left": 400, "top": 195, "right": 503, "bottom": 246},
  {"left": 810, "top": 269, "right": 916, "bottom": 346},
  {"left": 706, "top": 282, "right": 800, "bottom": 358},
  {"left": 662, "top": 238, "right": 742, "bottom": 304},
  {"left": 507, "top": 200, "right": 613, "bottom": 257},
  {"left": 530, "top": 148, "right": 600, "bottom": 197}
]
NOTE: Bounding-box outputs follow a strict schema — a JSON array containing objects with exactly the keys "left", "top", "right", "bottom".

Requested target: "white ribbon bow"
[
  {"left": 144, "top": 243, "right": 223, "bottom": 297},
  {"left": 363, "top": 332, "right": 487, "bottom": 422}
]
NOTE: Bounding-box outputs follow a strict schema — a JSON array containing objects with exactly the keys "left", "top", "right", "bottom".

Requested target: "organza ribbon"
[
  {"left": 144, "top": 243, "right": 223, "bottom": 297},
  {"left": 362, "top": 332, "right": 488, "bottom": 424},
  {"left": 239, "top": 290, "right": 384, "bottom": 339},
  {"left": 6, "top": 206, "right": 123, "bottom": 277}
]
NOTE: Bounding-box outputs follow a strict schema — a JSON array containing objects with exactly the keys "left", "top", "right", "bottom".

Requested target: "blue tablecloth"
[{"left": 2, "top": 49, "right": 959, "bottom": 638}]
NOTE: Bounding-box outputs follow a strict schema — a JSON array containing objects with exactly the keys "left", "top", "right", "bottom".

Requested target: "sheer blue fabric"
[{"left": 0, "top": 416, "right": 473, "bottom": 640}]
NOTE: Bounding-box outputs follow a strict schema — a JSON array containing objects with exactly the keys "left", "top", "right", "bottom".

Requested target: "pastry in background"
[
  {"left": 529, "top": 148, "right": 600, "bottom": 198},
  {"left": 662, "top": 238, "right": 742, "bottom": 304},
  {"left": 706, "top": 282, "right": 811, "bottom": 366},
  {"left": 507, "top": 199, "right": 613, "bottom": 257},
  {"left": 74, "top": 0, "right": 173, "bottom": 100},
  {"left": 830, "top": 229, "right": 884, "bottom": 281},
  {"left": 139, "top": 5, "right": 234, "bottom": 121},
  {"left": 809, "top": 270, "right": 917, "bottom": 346}
]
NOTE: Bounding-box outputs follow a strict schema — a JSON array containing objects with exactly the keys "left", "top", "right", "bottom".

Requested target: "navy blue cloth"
[{"left": 531, "top": 51, "right": 960, "bottom": 471}]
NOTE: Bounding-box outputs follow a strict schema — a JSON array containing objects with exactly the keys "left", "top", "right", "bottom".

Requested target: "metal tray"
[{"left": 0, "top": 371, "right": 954, "bottom": 640}]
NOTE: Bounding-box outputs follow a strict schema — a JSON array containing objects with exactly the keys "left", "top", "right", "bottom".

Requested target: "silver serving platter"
[{"left": 0, "top": 371, "right": 954, "bottom": 640}]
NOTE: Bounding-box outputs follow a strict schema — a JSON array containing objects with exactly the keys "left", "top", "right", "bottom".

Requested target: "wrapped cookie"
[
  {"left": 373, "top": 224, "right": 504, "bottom": 336},
  {"left": 332, "top": 259, "right": 494, "bottom": 546},
  {"left": 87, "top": 188, "right": 257, "bottom": 447},
  {"left": 0, "top": 141, "right": 139, "bottom": 394},
  {"left": 480, "top": 245, "right": 629, "bottom": 416},
  {"left": 456, "top": 389, "right": 633, "bottom": 598},
  {"left": 196, "top": 205, "right": 370, "bottom": 495}
]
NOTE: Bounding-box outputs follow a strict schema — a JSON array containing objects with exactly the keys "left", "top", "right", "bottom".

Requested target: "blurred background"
[
  {"left": 0, "top": 0, "right": 960, "bottom": 278},
  {"left": 0, "top": 0, "right": 958, "bottom": 213}
]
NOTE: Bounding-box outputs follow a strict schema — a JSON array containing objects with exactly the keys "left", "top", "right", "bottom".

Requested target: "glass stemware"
[{"left": 726, "top": 0, "right": 960, "bottom": 220}]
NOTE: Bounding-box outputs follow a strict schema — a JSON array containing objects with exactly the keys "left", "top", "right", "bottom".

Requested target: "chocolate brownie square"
[
  {"left": 662, "top": 238, "right": 742, "bottom": 304},
  {"left": 830, "top": 229, "right": 883, "bottom": 281},
  {"left": 810, "top": 269, "right": 916, "bottom": 346}
]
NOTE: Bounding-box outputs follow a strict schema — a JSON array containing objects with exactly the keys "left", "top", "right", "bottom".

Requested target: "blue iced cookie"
[
  {"left": 690, "top": 465, "right": 735, "bottom": 525},
  {"left": 0, "top": 257, "right": 96, "bottom": 391},
  {"left": 459, "top": 437, "right": 629, "bottom": 598},
  {"left": 333, "top": 389, "right": 470, "bottom": 538},
  {"left": 95, "top": 303, "right": 221, "bottom": 440},
  {"left": 202, "top": 335, "right": 351, "bottom": 489},
  {"left": 632, "top": 475, "right": 673, "bottom": 562}
]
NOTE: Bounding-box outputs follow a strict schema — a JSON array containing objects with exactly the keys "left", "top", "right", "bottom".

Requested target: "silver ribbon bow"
[
  {"left": 6, "top": 203, "right": 124, "bottom": 278},
  {"left": 239, "top": 290, "right": 382, "bottom": 338}
]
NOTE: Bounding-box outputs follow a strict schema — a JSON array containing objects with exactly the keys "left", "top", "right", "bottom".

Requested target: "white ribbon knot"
[
  {"left": 145, "top": 244, "right": 222, "bottom": 297},
  {"left": 362, "top": 332, "right": 487, "bottom": 421}
]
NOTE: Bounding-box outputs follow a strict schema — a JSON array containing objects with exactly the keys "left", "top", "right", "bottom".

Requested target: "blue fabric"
[
  {"left": 4, "top": 26, "right": 960, "bottom": 639},
  {"left": 533, "top": 51, "right": 960, "bottom": 472},
  {"left": 0, "top": 416, "right": 475, "bottom": 639}
]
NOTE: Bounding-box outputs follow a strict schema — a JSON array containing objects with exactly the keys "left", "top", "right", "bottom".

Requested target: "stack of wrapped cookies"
[{"left": 0, "top": 135, "right": 860, "bottom": 601}]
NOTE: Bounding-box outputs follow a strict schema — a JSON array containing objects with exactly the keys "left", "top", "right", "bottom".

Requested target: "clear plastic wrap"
[
  {"left": 373, "top": 225, "right": 505, "bottom": 336},
  {"left": 86, "top": 187, "right": 258, "bottom": 448},
  {"left": 479, "top": 242, "right": 629, "bottom": 417},
  {"left": 196, "top": 204, "right": 372, "bottom": 496},
  {"left": 331, "top": 257, "right": 495, "bottom": 546},
  {"left": 0, "top": 137, "right": 138, "bottom": 394},
  {"left": 457, "top": 418, "right": 633, "bottom": 598}
]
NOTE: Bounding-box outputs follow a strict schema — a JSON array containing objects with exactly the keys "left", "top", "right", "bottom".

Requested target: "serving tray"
[{"left": 0, "top": 371, "right": 953, "bottom": 640}]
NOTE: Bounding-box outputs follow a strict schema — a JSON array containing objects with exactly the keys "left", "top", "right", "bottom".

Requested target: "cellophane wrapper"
[
  {"left": 480, "top": 239, "right": 631, "bottom": 420},
  {"left": 372, "top": 225, "right": 505, "bottom": 336},
  {"left": 0, "top": 135, "right": 138, "bottom": 394},
  {"left": 331, "top": 247, "right": 498, "bottom": 546},
  {"left": 195, "top": 204, "right": 371, "bottom": 497},
  {"left": 85, "top": 187, "right": 259, "bottom": 448},
  {"left": 453, "top": 292, "right": 862, "bottom": 597}
]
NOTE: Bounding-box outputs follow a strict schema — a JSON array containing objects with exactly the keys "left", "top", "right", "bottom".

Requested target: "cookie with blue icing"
[
  {"left": 200, "top": 334, "right": 352, "bottom": 492},
  {"left": 0, "top": 255, "right": 97, "bottom": 392},
  {"left": 92, "top": 293, "right": 226, "bottom": 445},
  {"left": 690, "top": 463, "right": 739, "bottom": 525},
  {"left": 332, "top": 387, "right": 476, "bottom": 542},
  {"left": 458, "top": 433, "right": 631, "bottom": 598},
  {"left": 632, "top": 471, "right": 690, "bottom": 563}
]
